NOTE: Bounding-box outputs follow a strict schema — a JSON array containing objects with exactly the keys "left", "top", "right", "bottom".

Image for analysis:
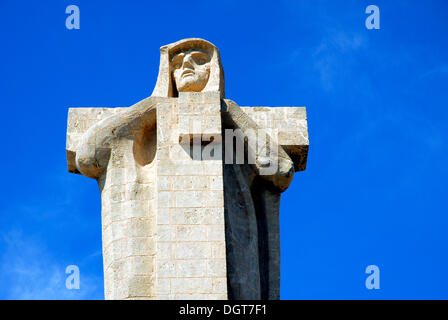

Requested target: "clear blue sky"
[{"left": 0, "top": 0, "right": 447, "bottom": 299}]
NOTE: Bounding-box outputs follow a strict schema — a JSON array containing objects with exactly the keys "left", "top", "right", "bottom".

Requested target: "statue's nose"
[{"left": 182, "top": 54, "right": 194, "bottom": 69}]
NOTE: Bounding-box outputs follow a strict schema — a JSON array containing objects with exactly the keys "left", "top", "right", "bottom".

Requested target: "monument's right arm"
[
  {"left": 75, "top": 97, "right": 157, "bottom": 179},
  {"left": 222, "top": 99, "right": 295, "bottom": 192}
]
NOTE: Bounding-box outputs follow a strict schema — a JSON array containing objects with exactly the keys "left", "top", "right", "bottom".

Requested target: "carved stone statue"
[{"left": 66, "top": 38, "right": 308, "bottom": 300}]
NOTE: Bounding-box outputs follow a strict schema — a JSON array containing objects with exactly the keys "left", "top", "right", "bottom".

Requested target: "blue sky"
[{"left": 0, "top": 0, "right": 447, "bottom": 299}]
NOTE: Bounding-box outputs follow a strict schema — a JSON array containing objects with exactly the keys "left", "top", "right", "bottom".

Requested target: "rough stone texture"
[
  {"left": 154, "top": 92, "right": 227, "bottom": 300},
  {"left": 66, "top": 38, "right": 308, "bottom": 300}
]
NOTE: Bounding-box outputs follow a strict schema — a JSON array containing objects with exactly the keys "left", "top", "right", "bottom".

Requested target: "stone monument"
[{"left": 66, "top": 38, "right": 309, "bottom": 300}]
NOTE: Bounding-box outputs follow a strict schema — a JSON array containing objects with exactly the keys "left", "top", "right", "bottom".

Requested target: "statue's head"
[
  {"left": 151, "top": 38, "right": 225, "bottom": 98},
  {"left": 171, "top": 49, "right": 211, "bottom": 93}
]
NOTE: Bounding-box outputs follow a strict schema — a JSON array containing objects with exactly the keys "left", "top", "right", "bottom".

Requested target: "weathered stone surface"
[{"left": 66, "top": 38, "right": 308, "bottom": 300}]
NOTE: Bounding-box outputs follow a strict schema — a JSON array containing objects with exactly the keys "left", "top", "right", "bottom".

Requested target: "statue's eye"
[
  {"left": 171, "top": 53, "right": 184, "bottom": 69},
  {"left": 192, "top": 52, "right": 209, "bottom": 65}
]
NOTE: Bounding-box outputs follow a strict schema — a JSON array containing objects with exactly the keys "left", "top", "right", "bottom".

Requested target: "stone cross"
[{"left": 66, "top": 38, "right": 308, "bottom": 300}]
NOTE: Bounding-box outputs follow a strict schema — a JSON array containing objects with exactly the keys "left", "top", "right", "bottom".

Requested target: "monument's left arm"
[
  {"left": 67, "top": 97, "right": 158, "bottom": 179},
  {"left": 222, "top": 99, "right": 295, "bottom": 192}
]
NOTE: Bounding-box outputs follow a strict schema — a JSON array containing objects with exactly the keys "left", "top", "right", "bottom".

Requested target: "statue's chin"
[
  {"left": 176, "top": 74, "right": 209, "bottom": 93},
  {"left": 177, "top": 81, "right": 207, "bottom": 93}
]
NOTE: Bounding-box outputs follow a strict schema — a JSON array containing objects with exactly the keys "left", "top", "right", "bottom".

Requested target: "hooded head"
[{"left": 151, "top": 38, "right": 225, "bottom": 98}]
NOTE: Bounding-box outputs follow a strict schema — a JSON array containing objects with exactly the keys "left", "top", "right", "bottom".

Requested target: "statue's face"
[{"left": 171, "top": 49, "right": 211, "bottom": 93}]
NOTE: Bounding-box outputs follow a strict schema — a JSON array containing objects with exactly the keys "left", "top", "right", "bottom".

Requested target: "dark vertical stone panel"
[
  {"left": 223, "top": 166, "right": 282, "bottom": 300},
  {"left": 251, "top": 178, "right": 269, "bottom": 299},
  {"left": 223, "top": 163, "right": 260, "bottom": 300},
  {"left": 251, "top": 178, "right": 281, "bottom": 300},
  {"left": 221, "top": 101, "right": 282, "bottom": 300}
]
